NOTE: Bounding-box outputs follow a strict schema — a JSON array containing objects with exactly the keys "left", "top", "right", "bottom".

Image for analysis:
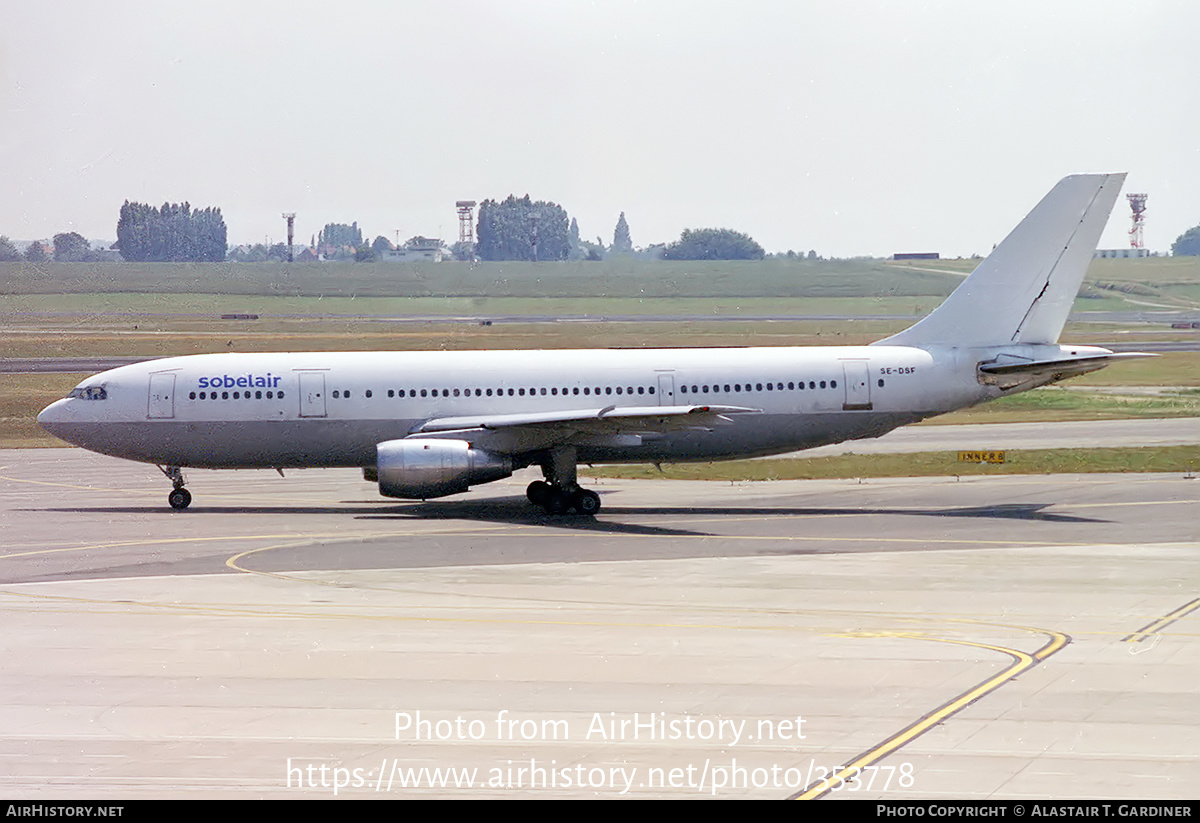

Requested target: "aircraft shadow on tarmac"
[
  {"left": 34, "top": 497, "right": 1105, "bottom": 538},
  {"left": 355, "top": 499, "right": 1105, "bottom": 528}
]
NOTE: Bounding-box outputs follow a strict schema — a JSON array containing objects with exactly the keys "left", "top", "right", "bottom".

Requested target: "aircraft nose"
[{"left": 37, "top": 398, "right": 69, "bottom": 434}]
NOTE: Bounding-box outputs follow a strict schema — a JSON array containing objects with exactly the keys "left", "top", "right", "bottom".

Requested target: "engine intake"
[{"left": 376, "top": 439, "right": 512, "bottom": 499}]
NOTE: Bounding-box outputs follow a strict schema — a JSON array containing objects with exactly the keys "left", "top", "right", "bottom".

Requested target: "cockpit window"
[{"left": 68, "top": 386, "right": 107, "bottom": 401}]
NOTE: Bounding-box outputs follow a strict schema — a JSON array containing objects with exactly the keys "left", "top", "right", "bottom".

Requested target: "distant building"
[
  {"left": 1094, "top": 248, "right": 1152, "bottom": 258},
  {"left": 380, "top": 236, "right": 448, "bottom": 263},
  {"left": 93, "top": 243, "right": 122, "bottom": 262},
  {"left": 892, "top": 252, "right": 940, "bottom": 261}
]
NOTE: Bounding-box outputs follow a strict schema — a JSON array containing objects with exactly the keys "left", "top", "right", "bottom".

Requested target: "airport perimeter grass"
[
  {"left": 3, "top": 256, "right": 1197, "bottom": 307},
  {"left": 584, "top": 445, "right": 1200, "bottom": 482}
]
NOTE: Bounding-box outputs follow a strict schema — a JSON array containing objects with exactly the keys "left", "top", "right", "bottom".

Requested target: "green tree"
[
  {"left": 319, "top": 222, "right": 362, "bottom": 250},
  {"left": 1172, "top": 225, "right": 1200, "bottom": 256},
  {"left": 372, "top": 235, "right": 394, "bottom": 255},
  {"left": 116, "top": 200, "right": 226, "bottom": 261},
  {"left": 0, "top": 236, "right": 20, "bottom": 261},
  {"left": 612, "top": 212, "right": 632, "bottom": 254},
  {"left": 53, "top": 232, "right": 91, "bottom": 261},
  {"left": 476, "top": 195, "right": 571, "bottom": 261},
  {"left": 24, "top": 241, "right": 47, "bottom": 262},
  {"left": 661, "top": 228, "right": 765, "bottom": 260}
]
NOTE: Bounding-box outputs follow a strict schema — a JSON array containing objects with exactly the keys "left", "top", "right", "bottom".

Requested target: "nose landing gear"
[{"left": 159, "top": 465, "right": 192, "bottom": 510}]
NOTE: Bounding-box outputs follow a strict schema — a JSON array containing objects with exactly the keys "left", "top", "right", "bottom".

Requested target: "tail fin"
[{"left": 875, "top": 173, "right": 1126, "bottom": 348}]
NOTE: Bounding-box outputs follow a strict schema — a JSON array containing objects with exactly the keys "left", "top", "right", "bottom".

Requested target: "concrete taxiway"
[{"left": 0, "top": 449, "right": 1196, "bottom": 799}]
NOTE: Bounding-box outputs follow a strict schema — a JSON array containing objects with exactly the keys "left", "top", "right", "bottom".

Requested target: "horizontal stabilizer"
[{"left": 978, "top": 351, "right": 1155, "bottom": 389}]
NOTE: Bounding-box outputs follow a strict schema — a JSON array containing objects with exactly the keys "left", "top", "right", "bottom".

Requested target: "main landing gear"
[
  {"left": 160, "top": 465, "right": 192, "bottom": 510},
  {"left": 525, "top": 446, "right": 601, "bottom": 515}
]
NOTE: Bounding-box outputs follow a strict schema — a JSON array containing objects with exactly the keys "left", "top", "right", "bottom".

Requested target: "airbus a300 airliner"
[{"left": 38, "top": 174, "right": 1146, "bottom": 514}]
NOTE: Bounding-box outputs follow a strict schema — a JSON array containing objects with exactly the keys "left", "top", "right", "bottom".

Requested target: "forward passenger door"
[{"left": 147, "top": 372, "right": 176, "bottom": 419}]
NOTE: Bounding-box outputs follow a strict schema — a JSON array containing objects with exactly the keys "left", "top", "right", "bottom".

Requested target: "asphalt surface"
[{"left": 0, "top": 448, "right": 1195, "bottom": 799}]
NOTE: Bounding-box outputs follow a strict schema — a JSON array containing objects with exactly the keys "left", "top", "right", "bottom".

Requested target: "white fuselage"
[{"left": 36, "top": 344, "right": 995, "bottom": 470}]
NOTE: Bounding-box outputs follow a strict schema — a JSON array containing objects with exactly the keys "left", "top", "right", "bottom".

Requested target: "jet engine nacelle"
[{"left": 376, "top": 438, "right": 513, "bottom": 499}]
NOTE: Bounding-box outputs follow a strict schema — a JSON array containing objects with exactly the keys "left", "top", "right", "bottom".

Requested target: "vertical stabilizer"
[{"left": 875, "top": 173, "right": 1125, "bottom": 348}]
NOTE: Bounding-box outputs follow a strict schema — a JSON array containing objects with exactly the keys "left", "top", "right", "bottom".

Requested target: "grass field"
[
  {"left": 1, "top": 258, "right": 967, "bottom": 299},
  {"left": 3, "top": 256, "right": 1198, "bottom": 303},
  {"left": 584, "top": 445, "right": 1200, "bottom": 482}
]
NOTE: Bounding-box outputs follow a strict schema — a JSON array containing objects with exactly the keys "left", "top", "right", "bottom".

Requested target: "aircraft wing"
[{"left": 409, "top": 403, "right": 761, "bottom": 454}]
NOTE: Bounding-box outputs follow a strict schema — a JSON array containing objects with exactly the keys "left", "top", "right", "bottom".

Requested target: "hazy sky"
[{"left": 2, "top": 1, "right": 1196, "bottom": 257}]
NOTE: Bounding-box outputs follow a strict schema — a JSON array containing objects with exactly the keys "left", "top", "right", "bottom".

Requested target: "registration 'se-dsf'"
[{"left": 39, "top": 174, "right": 1147, "bottom": 514}]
